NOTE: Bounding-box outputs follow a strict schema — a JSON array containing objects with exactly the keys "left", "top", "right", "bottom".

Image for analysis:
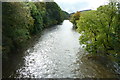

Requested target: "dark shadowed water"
[{"left": 3, "top": 20, "right": 118, "bottom": 78}]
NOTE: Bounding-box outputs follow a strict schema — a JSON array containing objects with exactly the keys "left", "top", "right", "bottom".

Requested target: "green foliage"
[
  {"left": 70, "top": 11, "right": 80, "bottom": 28},
  {"left": 2, "top": 2, "right": 67, "bottom": 58},
  {"left": 2, "top": 2, "right": 34, "bottom": 54},
  {"left": 28, "top": 2, "right": 44, "bottom": 34},
  {"left": 62, "top": 11, "right": 70, "bottom": 19},
  {"left": 45, "top": 2, "right": 63, "bottom": 26},
  {"left": 77, "top": 2, "right": 120, "bottom": 59}
]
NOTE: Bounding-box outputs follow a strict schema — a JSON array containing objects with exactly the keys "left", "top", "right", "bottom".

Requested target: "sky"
[{"left": 54, "top": 0, "right": 109, "bottom": 13}]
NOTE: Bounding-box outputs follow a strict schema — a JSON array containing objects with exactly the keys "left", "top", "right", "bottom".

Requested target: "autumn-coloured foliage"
[{"left": 70, "top": 11, "right": 80, "bottom": 28}]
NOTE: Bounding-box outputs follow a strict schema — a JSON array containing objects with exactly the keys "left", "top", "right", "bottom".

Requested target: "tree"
[
  {"left": 2, "top": 2, "right": 66, "bottom": 57},
  {"left": 45, "top": 2, "right": 63, "bottom": 25},
  {"left": 28, "top": 2, "right": 44, "bottom": 34},
  {"left": 70, "top": 11, "right": 80, "bottom": 28},
  {"left": 2, "top": 2, "right": 34, "bottom": 55},
  {"left": 77, "top": 3, "right": 118, "bottom": 56}
]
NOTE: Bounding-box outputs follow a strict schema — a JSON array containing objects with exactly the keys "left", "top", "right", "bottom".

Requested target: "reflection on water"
[{"left": 7, "top": 20, "right": 118, "bottom": 78}]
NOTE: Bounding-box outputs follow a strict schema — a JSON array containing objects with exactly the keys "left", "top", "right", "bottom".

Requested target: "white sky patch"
[
  {"left": 54, "top": 0, "right": 109, "bottom": 13},
  {"left": 88, "top": 0, "right": 109, "bottom": 9}
]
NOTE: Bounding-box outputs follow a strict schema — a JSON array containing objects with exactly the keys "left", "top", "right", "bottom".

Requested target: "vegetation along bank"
[
  {"left": 70, "top": 1, "right": 120, "bottom": 72},
  {"left": 2, "top": 2, "right": 69, "bottom": 62}
]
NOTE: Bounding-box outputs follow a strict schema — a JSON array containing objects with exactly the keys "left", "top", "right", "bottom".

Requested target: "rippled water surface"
[{"left": 5, "top": 20, "right": 118, "bottom": 78}]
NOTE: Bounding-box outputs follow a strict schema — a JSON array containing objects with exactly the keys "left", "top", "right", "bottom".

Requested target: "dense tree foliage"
[
  {"left": 62, "top": 11, "right": 70, "bottom": 20},
  {"left": 70, "top": 11, "right": 80, "bottom": 28},
  {"left": 28, "top": 2, "right": 44, "bottom": 34},
  {"left": 2, "top": 2, "right": 69, "bottom": 60},
  {"left": 46, "top": 2, "right": 63, "bottom": 25},
  {"left": 76, "top": 2, "right": 120, "bottom": 64},
  {"left": 2, "top": 2, "right": 34, "bottom": 56}
]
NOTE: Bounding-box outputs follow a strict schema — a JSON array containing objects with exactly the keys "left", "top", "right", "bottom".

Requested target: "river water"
[{"left": 3, "top": 20, "right": 118, "bottom": 78}]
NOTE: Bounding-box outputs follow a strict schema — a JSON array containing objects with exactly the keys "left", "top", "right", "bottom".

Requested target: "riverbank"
[
  {"left": 2, "top": 22, "right": 64, "bottom": 78},
  {"left": 80, "top": 54, "right": 120, "bottom": 78},
  {"left": 2, "top": 20, "right": 120, "bottom": 78},
  {"left": 2, "top": 2, "right": 69, "bottom": 62},
  {"left": 2, "top": 31, "right": 41, "bottom": 78},
  {"left": 70, "top": 3, "right": 120, "bottom": 77}
]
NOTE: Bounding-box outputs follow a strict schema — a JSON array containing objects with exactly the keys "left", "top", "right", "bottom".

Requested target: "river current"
[{"left": 3, "top": 20, "right": 118, "bottom": 78}]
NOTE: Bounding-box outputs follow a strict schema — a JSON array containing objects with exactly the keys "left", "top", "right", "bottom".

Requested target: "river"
[{"left": 3, "top": 20, "right": 119, "bottom": 78}]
